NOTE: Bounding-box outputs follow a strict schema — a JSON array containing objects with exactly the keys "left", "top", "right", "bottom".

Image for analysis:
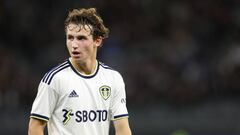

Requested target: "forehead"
[{"left": 66, "top": 23, "right": 92, "bottom": 35}]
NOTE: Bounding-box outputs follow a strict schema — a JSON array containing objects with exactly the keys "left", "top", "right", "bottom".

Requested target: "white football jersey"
[{"left": 30, "top": 58, "right": 129, "bottom": 135}]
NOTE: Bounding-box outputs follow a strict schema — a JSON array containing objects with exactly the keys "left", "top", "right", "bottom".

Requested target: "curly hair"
[{"left": 65, "top": 8, "right": 109, "bottom": 40}]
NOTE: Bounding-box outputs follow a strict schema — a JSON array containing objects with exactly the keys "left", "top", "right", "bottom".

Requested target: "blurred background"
[{"left": 1, "top": 0, "right": 240, "bottom": 134}]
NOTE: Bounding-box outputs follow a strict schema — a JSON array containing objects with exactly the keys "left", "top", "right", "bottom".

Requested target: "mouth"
[{"left": 71, "top": 51, "right": 81, "bottom": 58}]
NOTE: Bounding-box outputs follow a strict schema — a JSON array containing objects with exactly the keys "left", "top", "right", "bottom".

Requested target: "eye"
[
  {"left": 77, "top": 36, "right": 87, "bottom": 40},
  {"left": 67, "top": 35, "right": 74, "bottom": 40}
]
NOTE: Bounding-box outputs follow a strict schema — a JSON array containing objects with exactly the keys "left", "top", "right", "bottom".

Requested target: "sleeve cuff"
[
  {"left": 113, "top": 114, "right": 129, "bottom": 121},
  {"left": 30, "top": 113, "right": 49, "bottom": 122}
]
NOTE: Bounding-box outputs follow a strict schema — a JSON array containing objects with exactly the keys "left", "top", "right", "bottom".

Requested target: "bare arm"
[
  {"left": 28, "top": 118, "right": 47, "bottom": 135},
  {"left": 113, "top": 118, "right": 132, "bottom": 135}
]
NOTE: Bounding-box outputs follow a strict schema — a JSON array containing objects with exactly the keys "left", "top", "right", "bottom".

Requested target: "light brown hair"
[{"left": 65, "top": 8, "right": 109, "bottom": 40}]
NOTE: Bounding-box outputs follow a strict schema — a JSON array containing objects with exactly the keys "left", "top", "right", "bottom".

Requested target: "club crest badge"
[{"left": 99, "top": 85, "right": 111, "bottom": 100}]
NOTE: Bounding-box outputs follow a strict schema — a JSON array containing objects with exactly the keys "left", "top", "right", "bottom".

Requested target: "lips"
[
  {"left": 72, "top": 51, "right": 80, "bottom": 58},
  {"left": 72, "top": 51, "right": 80, "bottom": 55}
]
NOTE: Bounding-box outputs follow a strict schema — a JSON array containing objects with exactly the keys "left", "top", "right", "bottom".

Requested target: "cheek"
[
  {"left": 66, "top": 42, "right": 70, "bottom": 48},
  {"left": 82, "top": 41, "right": 93, "bottom": 49},
  {"left": 66, "top": 42, "right": 72, "bottom": 51},
  {"left": 66, "top": 40, "right": 75, "bottom": 47}
]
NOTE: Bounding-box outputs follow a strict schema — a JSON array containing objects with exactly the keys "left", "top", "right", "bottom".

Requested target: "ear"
[{"left": 94, "top": 37, "right": 103, "bottom": 47}]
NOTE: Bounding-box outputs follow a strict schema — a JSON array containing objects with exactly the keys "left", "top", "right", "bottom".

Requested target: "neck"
[{"left": 70, "top": 58, "right": 97, "bottom": 75}]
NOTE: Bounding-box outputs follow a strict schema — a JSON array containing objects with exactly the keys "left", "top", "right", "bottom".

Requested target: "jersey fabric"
[{"left": 30, "top": 58, "right": 129, "bottom": 135}]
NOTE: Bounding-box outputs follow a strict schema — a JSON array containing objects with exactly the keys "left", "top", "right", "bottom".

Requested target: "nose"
[{"left": 72, "top": 39, "right": 78, "bottom": 49}]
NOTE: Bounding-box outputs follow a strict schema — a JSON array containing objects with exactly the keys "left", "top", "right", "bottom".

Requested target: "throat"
[{"left": 70, "top": 58, "right": 97, "bottom": 76}]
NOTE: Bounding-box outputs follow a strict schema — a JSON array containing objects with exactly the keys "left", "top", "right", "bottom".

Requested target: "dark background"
[{"left": 1, "top": 0, "right": 240, "bottom": 134}]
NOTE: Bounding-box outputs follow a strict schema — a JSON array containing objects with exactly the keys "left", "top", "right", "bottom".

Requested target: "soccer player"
[{"left": 28, "top": 8, "right": 132, "bottom": 135}]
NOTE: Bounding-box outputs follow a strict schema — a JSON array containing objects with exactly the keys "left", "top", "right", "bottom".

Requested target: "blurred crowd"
[{"left": 0, "top": 0, "right": 240, "bottom": 109}]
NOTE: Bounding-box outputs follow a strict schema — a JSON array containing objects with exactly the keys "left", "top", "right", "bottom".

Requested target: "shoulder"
[
  {"left": 98, "top": 61, "right": 124, "bottom": 81},
  {"left": 99, "top": 61, "right": 119, "bottom": 75},
  {"left": 41, "top": 59, "right": 71, "bottom": 85},
  {"left": 99, "top": 61, "right": 114, "bottom": 70}
]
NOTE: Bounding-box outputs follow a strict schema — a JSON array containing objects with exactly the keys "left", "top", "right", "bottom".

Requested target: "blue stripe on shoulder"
[
  {"left": 42, "top": 61, "right": 70, "bottom": 85},
  {"left": 42, "top": 61, "right": 68, "bottom": 83},
  {"left": 47, "top": 64, "right": 70, "bottom": 85},
  {"left": 99, "top": 61, "right": 115, "bottom": 70}
]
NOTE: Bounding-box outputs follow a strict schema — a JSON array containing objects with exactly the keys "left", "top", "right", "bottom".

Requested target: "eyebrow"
[
  {"left": 77, "top": 35, "right": 88, "bottom": 39},
  {"left": 67, "top": 34, "right": 90, "bottom": 40}
]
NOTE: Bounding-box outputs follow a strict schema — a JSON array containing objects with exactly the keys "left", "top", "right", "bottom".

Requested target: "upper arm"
[
  {"left": 30, "top": 82, "right": 59, "bottom": 121},
  {"left": 110, "top": 72, "right": 129, "bottom": 120},
  {"left": 113, "top": 118, "right": 132, "bottom": 135}
]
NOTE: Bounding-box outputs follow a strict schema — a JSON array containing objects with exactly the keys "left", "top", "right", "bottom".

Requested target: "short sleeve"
[
  {"left": 30, "top": 81, "right": 58, "bottom": 122},
  {"left": 110, "top": 72, "right": 129, "bottom": 121}
]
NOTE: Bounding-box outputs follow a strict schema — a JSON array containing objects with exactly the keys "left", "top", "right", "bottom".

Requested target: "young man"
[{"left": 28, "top": 8, "right": 132, "bottom": 135}]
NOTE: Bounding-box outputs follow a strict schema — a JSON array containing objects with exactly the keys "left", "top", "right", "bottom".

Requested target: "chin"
[
  {"left": 72, "top": 57, "right": 80, "bottom": 60},
  {"left": 71, "top": 57, "right": 84, "bottom": 62}
]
